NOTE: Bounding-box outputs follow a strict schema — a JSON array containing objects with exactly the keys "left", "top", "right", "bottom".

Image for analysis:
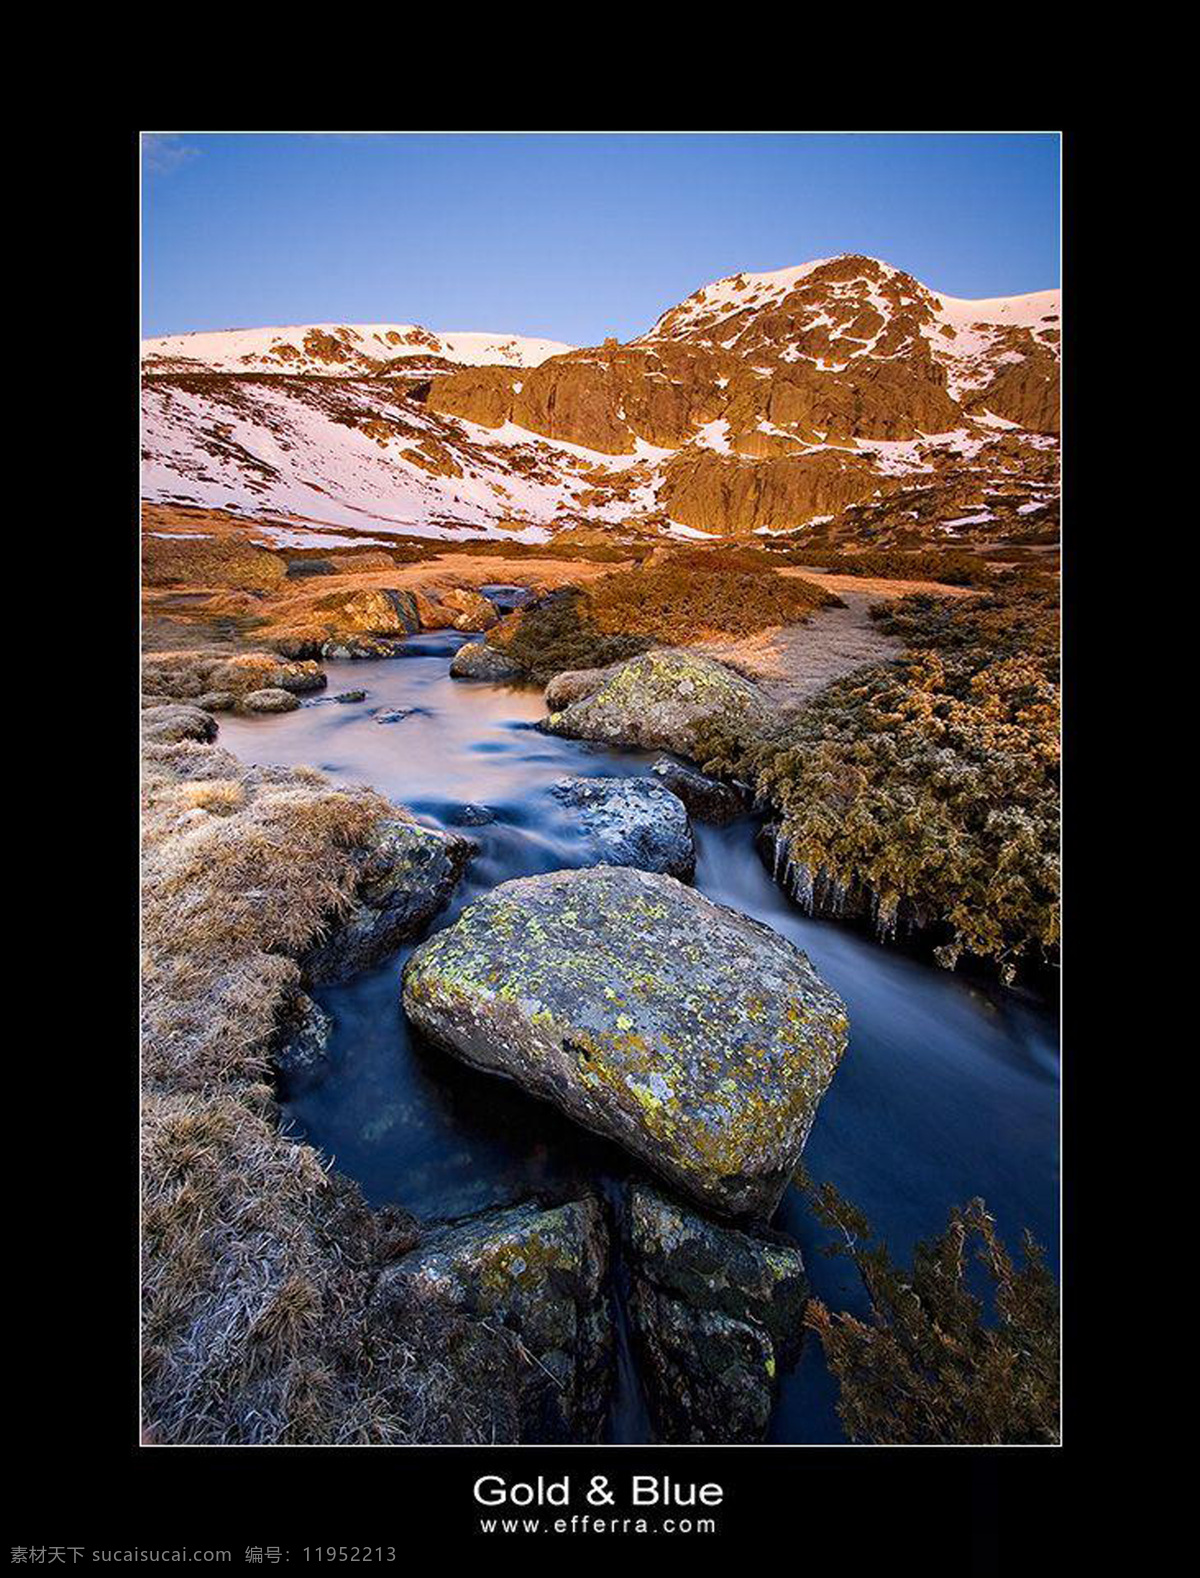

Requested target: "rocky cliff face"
[{"left": 141, "top": 255, "right": 1059, "bottom": 546}]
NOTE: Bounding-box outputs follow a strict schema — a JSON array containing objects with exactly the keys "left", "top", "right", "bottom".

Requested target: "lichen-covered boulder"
[
  {"left": 651, "top": 757, "right": 746, "bottom": 825},
  {"left": 239, "top": 687, "right": 301, "bottom": 714},
  {"left": 543, "top": 650, "right": 769, "bottom": 759},
  {"left": 141, "top": 703, "right": 219, "bottom": 744},
  {"left": 624, "top": 1182, "right": 808, "bottom": 1442},
  {"left": 305, "top": 815, "right": 475, "bottom": 984},
  {"left": 370, "top": 1196, "right": 612, "bottom": 1442},
  {"left": 197, "top": 690, "right": 238, "bottom": 714},
  {"left": 449, "top": 640, "right": 525, "bottom": 681},
  {"left": 202, "top": 653, "right": 326, "bottom": 697},
  {"left": 402, "top": 866, "right": 849, "bottom": 1217},
  {"left": 412, "top": 590, "right": 458, "bottom": 630},
  {"left": 550, "top": 776, "right": 695, "bottom": 879}
]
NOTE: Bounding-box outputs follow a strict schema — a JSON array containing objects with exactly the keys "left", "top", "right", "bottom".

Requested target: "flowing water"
[{"left": 218, "top": 624, "right": 1060, "bottom": 1444}]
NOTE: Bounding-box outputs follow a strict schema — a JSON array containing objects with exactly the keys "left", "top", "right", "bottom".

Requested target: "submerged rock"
[
  {"left": 239, "top": 687, "right": 301, "bottom": 714},
  {"left": 335, "top": 689, "right": 367, "bottom": 704},
  {"left": 371, "top": 1196, "right": 612, "bottom": 1442},
  {"left": 550, "top": 775, "right": 695, "bottom": 879},
  {"left": 449, "top": 803, "right": 496, "bottom": 827},
  {"left": 651, "top": 757, "right": 746, "bottom": 825},
  {"left": 449, "top": 640, "right": 525, "bottom": 681},
  {"left": 305, "top": 815, "right": 475, "bottom": 984},
  {"left": 543, "top": 649, "right": 769, "bottom": 760},
  {"left": 624, "top": 1182, "right": 808, "bottom": 1443},
  {"left": 141, "top": 703, "right": 219, "bottom": 745},
  {"left": 402, "top": 866, "right": 848, "bottom": 1218}
]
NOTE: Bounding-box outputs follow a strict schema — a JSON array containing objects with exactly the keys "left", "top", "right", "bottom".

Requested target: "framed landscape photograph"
[{"left": 26, "top": 126, "right": 1071, "bottom": 1562}]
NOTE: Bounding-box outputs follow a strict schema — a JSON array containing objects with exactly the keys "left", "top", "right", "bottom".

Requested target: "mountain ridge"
[{"left": 141, "top": 253, "right": 1059, "bottom": 548}]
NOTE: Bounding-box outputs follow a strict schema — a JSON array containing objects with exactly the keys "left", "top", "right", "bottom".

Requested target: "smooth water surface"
[{"left": 219, "top": 631, "right": 1059, "bottom": 1444}]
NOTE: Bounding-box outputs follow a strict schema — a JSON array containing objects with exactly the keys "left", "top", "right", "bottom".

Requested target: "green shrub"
[{"left": 587, "top": 556, "right": 841, "bottom": 642}]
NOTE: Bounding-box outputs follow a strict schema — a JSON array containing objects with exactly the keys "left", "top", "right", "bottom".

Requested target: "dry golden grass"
[{"left": 141, "top": 734, "right": 507, "bottom": 1443}]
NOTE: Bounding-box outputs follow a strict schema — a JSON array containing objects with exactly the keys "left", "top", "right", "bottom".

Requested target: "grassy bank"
[{"left": 140, "top": 732, "right": 521, "bottom": 1443}]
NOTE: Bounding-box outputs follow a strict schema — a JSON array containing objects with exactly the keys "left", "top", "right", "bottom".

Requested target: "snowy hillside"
[
  {"left": 142, "top": 322, "right": 575, "bottom": 376},
  {"left": 141, "top": 256, "right": 1060, "bottom": 545}
]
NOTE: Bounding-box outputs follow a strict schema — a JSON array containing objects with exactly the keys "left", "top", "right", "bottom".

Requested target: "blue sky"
[{"left": 142, "top": 133, "right": 1060, "bottom": 343}]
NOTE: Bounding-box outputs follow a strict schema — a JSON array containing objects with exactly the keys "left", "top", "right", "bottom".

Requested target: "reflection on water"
[{"left": 218, "top": 632, "right": 1059, "bottom": 1445}]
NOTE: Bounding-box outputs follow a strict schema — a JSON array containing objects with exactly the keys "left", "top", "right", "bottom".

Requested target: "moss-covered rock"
[
  {"left": 401, "top": 866, "right": 848, "bottom": 1218},
  {"left": 370, "top": 1196, "right": 612, "bottom": 1442},
  {"left": 239, "top": 687, "right": 301, "bottom": 714},
  {"left": 624, "top": 1181, "right": 807, "bottom": 1443},
  {"left": 543, "top": 649, "right": 769, "bottom": 760}
]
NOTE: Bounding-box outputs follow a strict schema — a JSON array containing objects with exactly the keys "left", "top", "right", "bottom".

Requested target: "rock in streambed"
[
  {"left": 371, "top": 1196, "right": 612, "bottom": 1442},
  {"left": 449, "top": 640, "right": 526, "bottom": 681},
  {"left": 623, "top": 1182, "right": 808, "bottom": 1442},
  {"left": 305, "top": 815, "right": 475, "bottom": 984},
  {"left": 550, "top": 775, "right": 695, "bottom": 879},
  {"left": 402, "top": 866, "right": 848, "bottom": 1218},
  {"left": 543, "top": 649, "right": 769, "bottom": 759}
]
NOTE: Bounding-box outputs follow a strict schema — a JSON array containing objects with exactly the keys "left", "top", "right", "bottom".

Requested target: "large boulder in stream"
[
  {"left": 550, "top": 775, "right": 695, "bottom": 879},
  {"left": 402, "top": 866, "right": 849, "bottom": 1218},
  {"left": 304, "top": 815, "right": 475, "bottom": 984},
  {"left": 371, "top": 1196, "right": 612, "bottom": 1442},
  {"left": 624, "top": 1182, "right": 808, "bottom": 1443},
  {"left": 543, "top": 649, "right": 770, "bottom": 759}
]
